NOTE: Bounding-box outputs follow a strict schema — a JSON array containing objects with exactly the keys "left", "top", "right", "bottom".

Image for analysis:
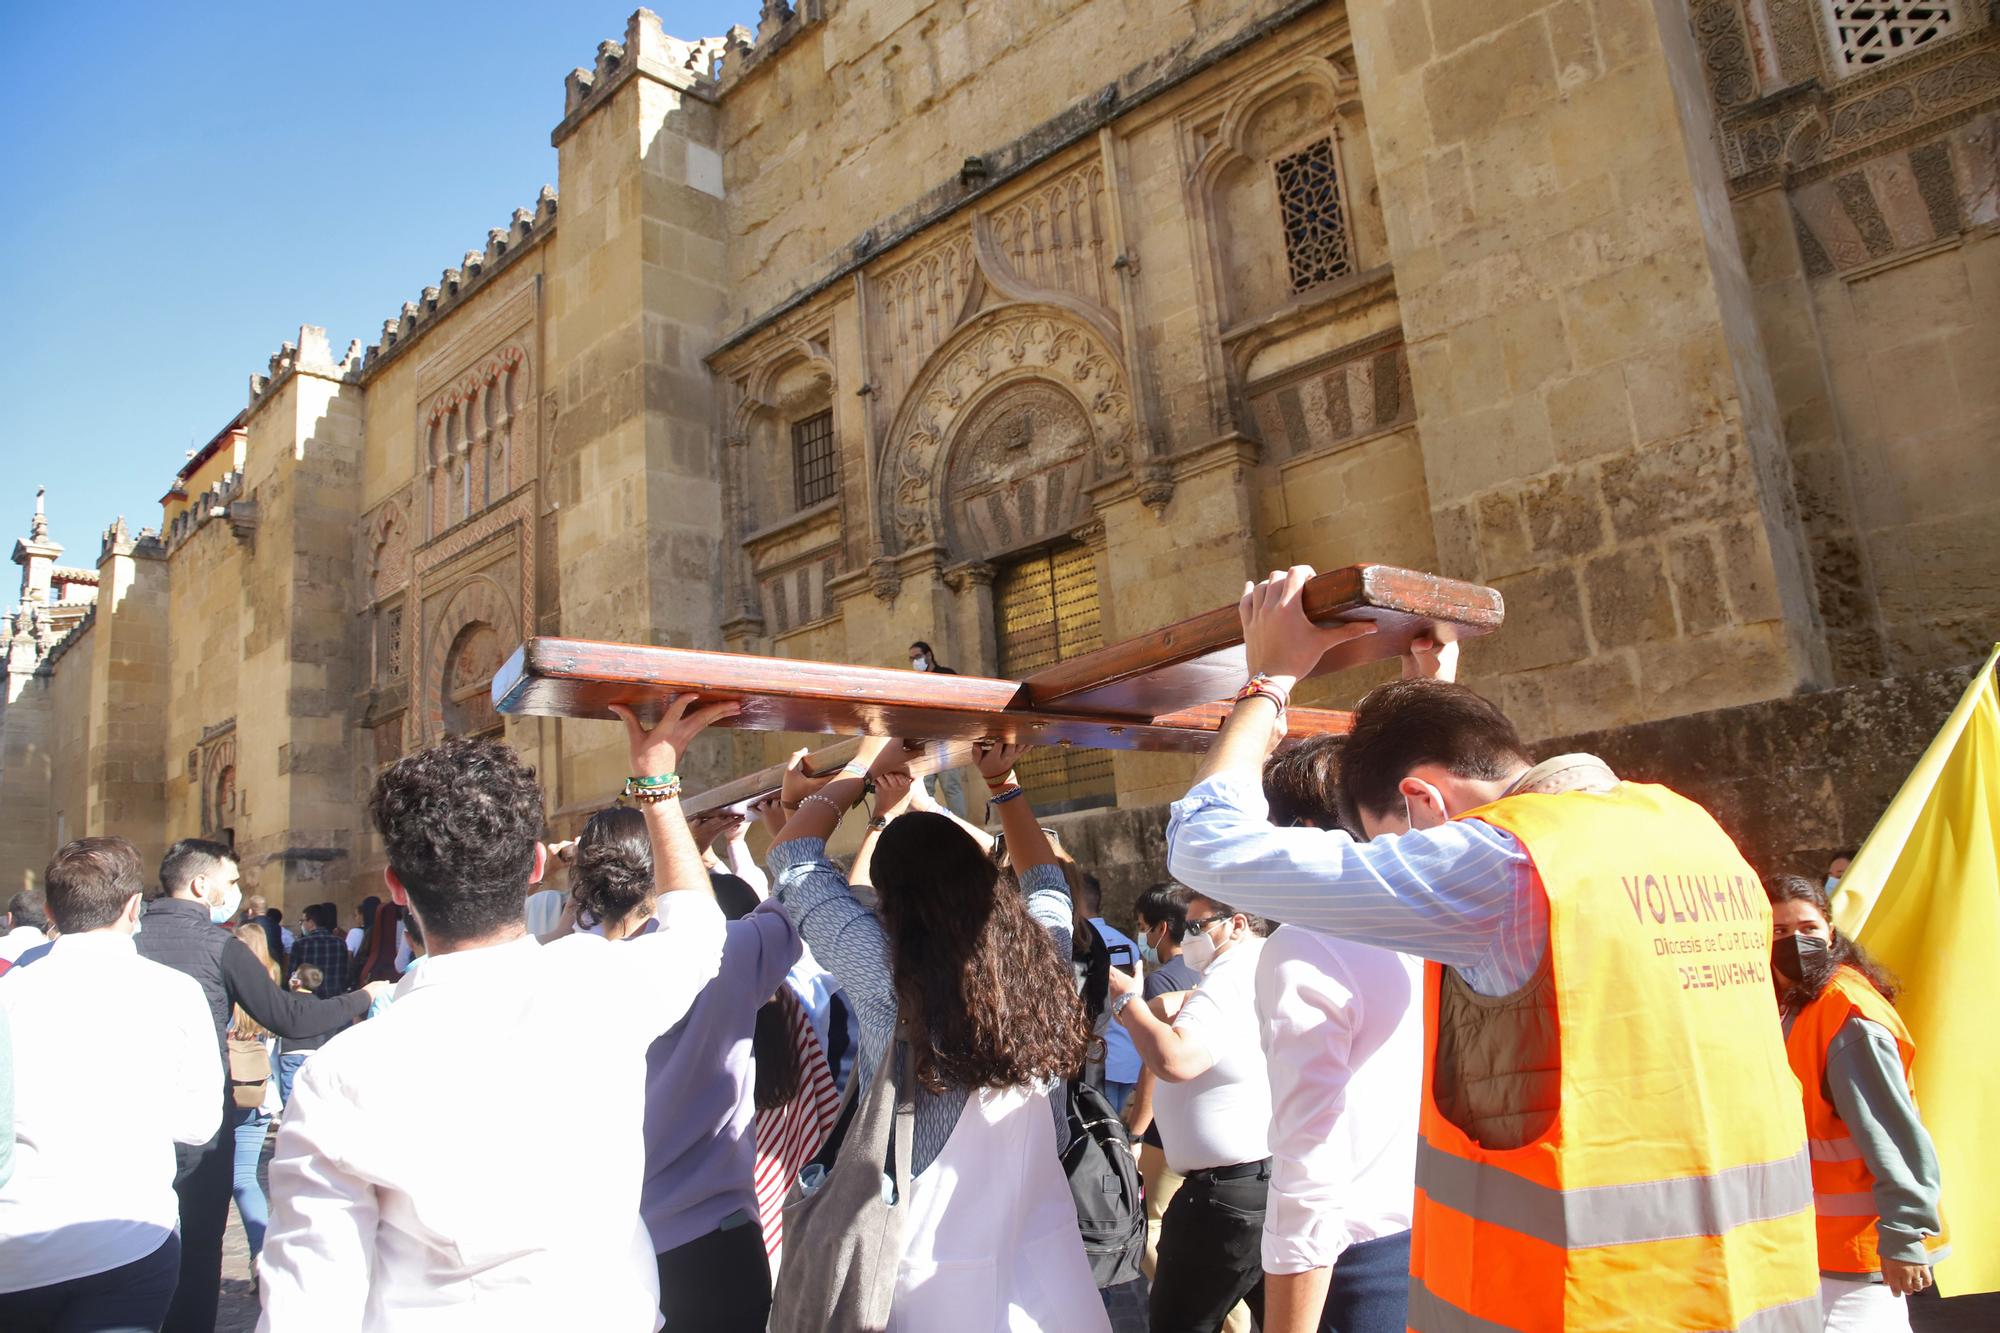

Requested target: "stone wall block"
[
  {"left": 1475, "top": 565, "right": 1589, "bottom": 674},
  {"left": 1519, "top": 467, "right": 1606, "bottom": 560},
  {"left": 1584, "top": 544, "right": 1676, "bottom": 648},
  {"left": 1544, "top": 362, "right": 1636, "bottom": 461},
  {"left": 1667, "top": 531, "right": 1730, "bottom": 636},
  {"left": 1596, "top": 427, "right": 1750, "bottom": 542},
  {"left": 1473, "top": 489, "right": 1535, "bottom": 577},
  {"left": 1431, "top": 500, "right": 1481, "bottom": 579},
  {"left": 1716, "top": 517, "right": 1785, "bottom": 624}
]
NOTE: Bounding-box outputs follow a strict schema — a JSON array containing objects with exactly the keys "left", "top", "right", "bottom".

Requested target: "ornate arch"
[
  {"left": 876, "top": 304, "right": 1133, "bottom": 552},
  {"left": 421, "top": 574, "right": 519, "bottom": 741}
]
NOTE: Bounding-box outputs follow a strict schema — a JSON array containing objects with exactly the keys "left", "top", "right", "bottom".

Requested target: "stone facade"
[{"left": 2, "top": 0, "right": 1994, "bottom": 910}]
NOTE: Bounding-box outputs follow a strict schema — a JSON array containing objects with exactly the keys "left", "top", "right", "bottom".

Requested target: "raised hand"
[
  {"left": 1238, "top": 566, "right": 1380, "bottom": 686},
  {"left": 609, "top": 695, "right": 741, "bottom": 778},
  {"left": 872, "top": 770, "right": 919, "bottom": 822},
  {"left": 688, "top": 811, "right": 745, "bottom": 853},
  {"left": 975, "top": 740, "right": 1030, "bottom": 788},
  {"left": 1401, "top": 632, "right": 1460, "bottom": 683}
]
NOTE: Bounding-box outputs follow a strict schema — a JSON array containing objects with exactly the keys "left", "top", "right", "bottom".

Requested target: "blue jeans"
[
  {"left": 277, "top": 1051, "right": 310, "bottom": 1107},
  {"left": 232, "top": 1107, "right": 273, "bottom": 1259},
  {"left": 1101, "top": 1079, "right": 1137, "bottom": 1114},
  {"left": 1318, "top": 1228, "right": 1412, "bottom": 1333}
]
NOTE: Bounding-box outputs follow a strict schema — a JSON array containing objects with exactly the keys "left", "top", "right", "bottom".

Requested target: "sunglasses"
[{"left": 1184, "top": 913, "right": 1232, "bottom": 934}]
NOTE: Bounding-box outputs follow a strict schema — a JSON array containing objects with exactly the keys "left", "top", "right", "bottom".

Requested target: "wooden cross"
[{"left": 491, "top": 563, "right": 1503, "bottom": 814}]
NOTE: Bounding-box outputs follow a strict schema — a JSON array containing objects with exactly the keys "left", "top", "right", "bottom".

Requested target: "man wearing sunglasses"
[{"left": 1105, "top": 893, "right": 1272, "bottom": 1333}]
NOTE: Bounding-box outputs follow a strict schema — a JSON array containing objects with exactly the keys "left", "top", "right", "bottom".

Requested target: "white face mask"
[
  {"left": 209, "top": 883, "right": 243, "bottom": 925},
  {"left": 911, "top": 656, "right": 931, "bottom": 672},
  {"left": 1181, "top": 926, "right": 1219, "bottom": 973}
]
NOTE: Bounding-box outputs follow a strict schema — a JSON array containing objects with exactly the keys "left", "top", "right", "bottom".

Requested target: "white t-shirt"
[
  {"left": 0, "top": 932, "right": 222, "bottom": 1291},
  {"left": 1254, "top": 924, "right": 1422, "bottom": 1274},
  {"left": 255, "top": 895, "right": 726, "bottom": 1332},
  {"left": 1151, "top": 935, "right": 1271, "bottom": 1174}
]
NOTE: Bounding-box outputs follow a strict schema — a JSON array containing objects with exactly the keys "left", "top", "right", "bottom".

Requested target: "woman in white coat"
[{"left": 768, "top": 736, "right": 1108, "bottom": 1332}]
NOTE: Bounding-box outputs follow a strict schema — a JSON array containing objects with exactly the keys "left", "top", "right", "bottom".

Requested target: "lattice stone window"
[
  {"left": 792, "top": 411, "right": 837, "bottom": 509},
  {"left": 385, "top": 606, "right": 405, "bottom": 676},
  {"left": 1274, "top": 138, "right": 1353, "bottom": 293},
  {"left": 1820, "top": 2, "right": 1964, "bottom": 74}
]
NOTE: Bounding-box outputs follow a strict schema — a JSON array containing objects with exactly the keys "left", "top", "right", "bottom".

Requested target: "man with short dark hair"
[
  {"left": 138, "top": 837, "right": 382, "bottom": 1333},
  {"left": 0, "top": 838, "right": 219, "bottom": 1331},
  {"left": 1167, "top": 566, "right": 1819, "bottom": 1333},
  {"left": 0, "top": 889, "right": 50, "bottom": 964},
  {"left": 257, "top": 706, "right": 732, "bottom": 1330},
  {"left": 1074, "top": 871, "right": 1142, "bottom": 1112}
]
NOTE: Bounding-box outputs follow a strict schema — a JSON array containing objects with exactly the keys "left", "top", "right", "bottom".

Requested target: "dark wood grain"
[
  {"left": 682, "top": 705, "right": 1356, "bottom": 815},
  {"left": 1020, "top": 564, "right": 1502, "bottom": 717}
]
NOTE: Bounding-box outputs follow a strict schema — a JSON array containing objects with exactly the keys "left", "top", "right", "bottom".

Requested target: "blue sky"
[{"left": 0, "top": 1, "right": 754, "bottom": 554}]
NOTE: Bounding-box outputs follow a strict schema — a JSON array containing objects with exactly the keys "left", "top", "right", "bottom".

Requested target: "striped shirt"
[
  {"left": 1165, "top": 771, "right": 1545, "bottom": 997},
  {"left": 753, "top": 994, "right": 842, "bottom": 1269}
]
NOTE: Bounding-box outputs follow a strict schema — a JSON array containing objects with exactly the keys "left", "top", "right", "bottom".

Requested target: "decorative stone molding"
[
  {"left": 867, "top": 556, "right": 903, "bottom": 603},
  {"left": 1785, "top": 113, "right": 1995, "bottom": 273},
  {"left": 942, "top": 559, "right": 998, "bottom": 592},
  {"left": 419, "top": 573, "right": 519, "bottom": 742},
  {"left": 1245, "top": 328, "right": 1416, "bottom": 466},
  {"left": 877, "top": 305, "right": 1134, "bottom": 551},
  {"left": 1694, "top": 1, "right": 1998, "bottom": 194}
]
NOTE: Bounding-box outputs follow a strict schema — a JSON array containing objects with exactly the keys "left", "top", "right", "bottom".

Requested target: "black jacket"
[{"left": 136, "top": 896, "right": 368, "bottom": 1082}]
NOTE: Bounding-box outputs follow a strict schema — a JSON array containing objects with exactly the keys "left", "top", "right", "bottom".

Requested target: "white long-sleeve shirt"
[
  {"left": 0, "top": 930, "right": 222, "bottom": 1291},
  {"left": 255, "top": 894, "right": 726, "bottom": 1333},
  {"left": 1254, "top": 924, "right": 1422, "bottom": 1275}
]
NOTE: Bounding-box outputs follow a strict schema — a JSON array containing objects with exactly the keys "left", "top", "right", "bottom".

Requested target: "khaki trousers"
[{"left": 1140, "top": 1142, "right": 1252, "bottom": 1333}]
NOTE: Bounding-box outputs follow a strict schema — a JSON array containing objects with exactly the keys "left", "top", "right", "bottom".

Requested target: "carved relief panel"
[
  {"left": 877, "top": 306, "right": 1133, "bottom": 555},
  {"left": 1246, "top": 334, "right": 1416, "bottom": 464},
  {"left": 413, "top": 279, "right": 541, "bottom": 542},
  {"left": 942, "top": 382, "right": 1097, "bottom": 562}
]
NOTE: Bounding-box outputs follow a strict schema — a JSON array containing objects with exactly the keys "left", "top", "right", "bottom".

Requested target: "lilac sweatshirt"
[{"left": 638, "top": 898, "right": 802, "bottom": 1254}]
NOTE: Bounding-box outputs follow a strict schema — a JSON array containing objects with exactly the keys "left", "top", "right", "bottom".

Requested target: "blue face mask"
[{"left": 1824, "top": 875, "right": 1841, "bottom": 896}]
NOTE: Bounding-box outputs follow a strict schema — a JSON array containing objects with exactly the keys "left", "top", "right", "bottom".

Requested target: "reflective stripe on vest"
[
  {"left": 1408, "top": 1279, "right": 1822, "bottom": 1333},
  {"left": 1808, "top": 1136, "right": 1865, "bottom": 1163},
  {"left": 1416, "top": 1140, "right": 1813, "bottom": 1250}
]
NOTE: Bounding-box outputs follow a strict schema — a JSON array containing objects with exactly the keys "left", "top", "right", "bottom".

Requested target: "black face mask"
[{"left": 1772, "top": 932, "right": 1834, "bottom": 998}]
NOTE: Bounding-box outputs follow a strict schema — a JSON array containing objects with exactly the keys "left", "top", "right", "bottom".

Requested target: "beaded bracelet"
[
  {"left": 989, "top": 785, "right": 1028, "bottom": 806},
  {"left": 800, "top": 792, "right": 852, "bottom": 815},
  {"left": 624, "top": 774, "right": 683, "bottom": 802}
]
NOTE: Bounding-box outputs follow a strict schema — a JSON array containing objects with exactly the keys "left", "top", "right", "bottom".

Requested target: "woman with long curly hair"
[
  {"left": 1765, "top": 874, "right": 1947, "bottom": 1328},
  {"left": 569, "top": 801, "right": 804, "bottom": 1332},
  {"left": 768, "top": 736, "right": 1102, "bottom": 1331}
]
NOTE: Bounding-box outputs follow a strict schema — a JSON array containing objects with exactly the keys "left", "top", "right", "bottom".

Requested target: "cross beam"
[{"left": 489, "top": 562, "right": 1504, "bottom": 813}]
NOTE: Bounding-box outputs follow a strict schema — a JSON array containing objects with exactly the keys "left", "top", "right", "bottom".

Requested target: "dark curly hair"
[
  {"left": 1764, "top": 874, "right": 1900, "bottom": 1002},
  {"left": 370, "top": 737, "right": 545, "bottom": 945},
  {"left": 1263, "top": 734, "right": 1350, "bottom": 831},
  {"left": 572, "top": 806, "right": 655, "bottom": 929},
  {"left": 871, "top": 812, "right": 1090, "bottom": 1094}
]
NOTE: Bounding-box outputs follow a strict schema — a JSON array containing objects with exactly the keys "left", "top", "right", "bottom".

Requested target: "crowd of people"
[{"left": 0, "top": 567, "right": 1950, "bottom": 1332}]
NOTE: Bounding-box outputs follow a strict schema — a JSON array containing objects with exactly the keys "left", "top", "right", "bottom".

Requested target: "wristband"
[
  {"left": 989, "top": 785, "right": 1028, "bottom": 806},
  {"left": 623, "top": 774, "right": 683, "bottom": 801},
  {"left": 1234, "top": 672, "right": 1290, "bottom": 713},
  {"left": 867, "top": 817, "right": 891, "bottom": 831}
]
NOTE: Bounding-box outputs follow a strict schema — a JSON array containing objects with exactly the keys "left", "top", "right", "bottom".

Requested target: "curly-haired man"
[{"left": 256, "top": 699, "right": 736, "bottom": 1332}]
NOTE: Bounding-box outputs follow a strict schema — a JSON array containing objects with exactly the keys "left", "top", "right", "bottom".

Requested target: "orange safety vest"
[
  {"left": 1409, "top": 784, "right": 1820, "bottom": 1333},
  {"left": 1783, "top": 964, "right": 1949, "bottom": 1275}
]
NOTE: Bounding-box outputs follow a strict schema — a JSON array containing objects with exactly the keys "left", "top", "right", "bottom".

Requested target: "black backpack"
[{"left": 1059, "top": 1076, "right": 1146, "bottom": 1288}]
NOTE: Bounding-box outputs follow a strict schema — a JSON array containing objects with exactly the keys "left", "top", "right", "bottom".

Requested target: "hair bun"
[{"left": 573, "top": 839, "right": 652, "bottom": 923}]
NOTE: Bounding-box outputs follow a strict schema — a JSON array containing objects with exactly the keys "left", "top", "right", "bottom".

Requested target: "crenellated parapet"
[
  {"left": 248, "top": 324, "right": 361, "bottom": 412},
  {"left": 354, "top": 186, "right": 558, "bottom": 375},
  {"left": 554, "top": 9, "right": 785, "bottom": 143}
]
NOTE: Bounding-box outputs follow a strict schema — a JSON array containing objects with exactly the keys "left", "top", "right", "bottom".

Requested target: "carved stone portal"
[
  {"left": 943, "top": 381, "right": 1096, "bottom": 562},
  {"left": 878, "top": 306, "right": 1133, "bottom": 553}
]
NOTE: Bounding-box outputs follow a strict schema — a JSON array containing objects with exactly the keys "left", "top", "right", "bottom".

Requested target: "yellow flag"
[{"left": 1833, "top": 646, "right": 2000, "bottom": 1297}]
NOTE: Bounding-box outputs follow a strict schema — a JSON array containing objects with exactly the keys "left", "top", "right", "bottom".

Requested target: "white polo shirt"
[
  {"left": 1150, "top": 935, "right": 1270, "bottom": 1174},
  {"left": 1254, "top": 923, "right": 1422, "bottom": 1273}
]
